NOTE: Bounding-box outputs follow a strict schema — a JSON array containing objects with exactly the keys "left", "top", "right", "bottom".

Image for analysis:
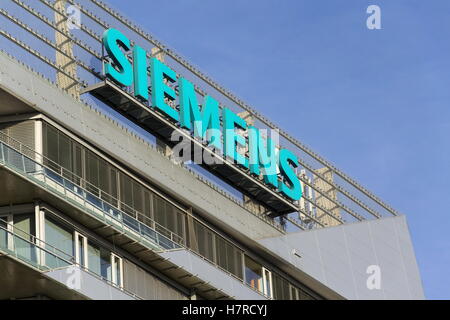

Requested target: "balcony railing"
[
  {"left": 0, "top": 131, "right": 182, "bottom": 252},
  {"left": 0, "top": 223, "right": 142, "bottom": 299},
  {"left": 0, "top": 223, "right": 73, "bottom": 271}
]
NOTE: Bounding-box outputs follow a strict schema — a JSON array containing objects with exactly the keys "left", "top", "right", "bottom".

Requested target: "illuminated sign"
[{"left": 102, "top": 28, "right": 302, "bottom": 202}]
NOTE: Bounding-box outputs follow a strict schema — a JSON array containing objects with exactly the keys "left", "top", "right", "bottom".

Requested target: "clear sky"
[{"left": 105, "top": 0, "right": 450, "bottom": 299}]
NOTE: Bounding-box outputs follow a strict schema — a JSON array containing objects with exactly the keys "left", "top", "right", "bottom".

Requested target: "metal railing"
[
  {"left": 0, "top": 223, "right": 74, "bottom": 270},
  {"left": 0, "top": 131, "right": 183, "bottom": 251},
  {"left": 0, "top": 223, "right": 143, "bottom": 299}
]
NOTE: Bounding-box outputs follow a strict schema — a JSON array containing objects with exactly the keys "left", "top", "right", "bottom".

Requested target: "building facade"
[{"left": 0, "top": 0, "right": 423, "bottom": 300}]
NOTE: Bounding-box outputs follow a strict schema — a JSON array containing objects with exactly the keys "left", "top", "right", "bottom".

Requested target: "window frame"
[
  {"left": 111, "top": 253, "right": 124, "bottom": 289},
  {"left": 74, "top": 231, "right": 88, "bottom": 268},
  {"left": 262, "top": 267, "right": 274, "bottom": 299},
  {"left": 0, "top": 214, "right": 14, "bottom": 251}
]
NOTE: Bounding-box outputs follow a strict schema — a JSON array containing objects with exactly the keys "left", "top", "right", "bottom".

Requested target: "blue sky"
[{"left": 105, "top": 0, "right": 450, "bottom": 299}]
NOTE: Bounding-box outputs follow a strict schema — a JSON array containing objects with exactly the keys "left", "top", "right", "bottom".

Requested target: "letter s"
[
  {"left": 103, "top": 28, "right": 133, "bottom": 87},
  {"left": 278, "top": 149, "right": 302, "bottom": 201}
]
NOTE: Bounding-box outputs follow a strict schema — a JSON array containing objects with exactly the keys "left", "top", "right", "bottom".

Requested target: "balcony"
[
  {"left": 0, "top": 223, "right": 138, "bottom": 300},
  {"left": 0, "top": 131, "right": 183, "bottom": 253}
]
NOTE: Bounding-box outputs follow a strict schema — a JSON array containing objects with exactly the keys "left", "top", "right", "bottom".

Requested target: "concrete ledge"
[{"left": 46, "top": 266, "right": 137, "bottom": 300}]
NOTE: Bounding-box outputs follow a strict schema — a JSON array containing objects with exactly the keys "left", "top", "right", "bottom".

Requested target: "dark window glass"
[
  {"left": 132, "top": 182, "right": 143, "bottom": 214},
  {"left": 88, "top": 241, "right": 111, "bottom": 281},
  {"left": 245, "top": 256, "right": 263, "bottom": 293},
  {"left": 194, "top": 220, "right": 215, "bottom": 262},
  {"left": 73, "top": 144, "right": 83, "bottom": 184},
  {"left": 120, "top": 173, "right": 134, "bottom": 213},
  {"left": 45, "top": 125, "right": 59, "bottom": 171},
  {"left": 0, "top": 217, "right": 7, "bottom": 249},
  {"left": 45, "top": 217, "right": 73, "bottom": 268},
  {"left": 59, "top": 134, "right": 72, "bottom": 173}
]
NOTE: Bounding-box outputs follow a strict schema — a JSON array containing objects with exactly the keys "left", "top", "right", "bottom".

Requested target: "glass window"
[
  {"left": 79, "top": 237, "right": 85, "bottom": 266},
  {"left": 120, "top": 173, "right": 134, "bottom": 213},
  {"left": 0, "top": 217, "right": 8, "bottom": 250},
  {"left": 75, "top": 232, "right": 88, "bottom": 268},
  {"left": 215, "top": 236, "right": 244, "bottom": 280},
  {"left": 111, "top": 254, "right": 123, "bottom": 288},
  {"left": 272, "top": 273, "right": 290, "bottom": 300},
  {"left": 234, "top": 248, "right": 244, "bottom": 280},
  {"left": 45, "top": 217, "right": 73, "bottom": 268},
  {"left": 59, "top": 134, "right": 72, "bottom": 173},
  {"left": 108, "top": 168, "right": 118, "bottom": 206},
  {"left": 88, "top": 241, "right": 112, "bottom": 282},
  {"left": 244, "top": 256, "right": 263, "bottom": 293},
  {"left": 14, "top": 214, "right": 37, "bottom": 263},
  {"left": 45, "top": 124, "right": 59, "bottom": 169},
  {"left": 140, "top": 190, "right": 153, "bottom": 225},
  {"left": 153, "top": 195, "right": 165, "bottom": 226},
  {"left": 86, "top": 151, "right": 100, "bottom": 196},
  {"left": 73, "top": 144, "right": 83, "bottom": 180},
  {"left": 194, "top": 220, "right": 215, "bottom": 262},
  {"left": 132, "top": 182, "right": 143, "bottom": 214},
  {"left": 263, "top": 268, "right": 273, "bottom": 298}
]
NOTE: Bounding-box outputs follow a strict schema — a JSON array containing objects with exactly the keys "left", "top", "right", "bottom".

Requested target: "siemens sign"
[{"left": 102, "top": 28, "right": 302, "bottom": 202}]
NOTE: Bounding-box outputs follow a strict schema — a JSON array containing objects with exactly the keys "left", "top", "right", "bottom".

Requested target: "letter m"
[{"left": 179, "top": 78, "right": 222, "bottom": 150}]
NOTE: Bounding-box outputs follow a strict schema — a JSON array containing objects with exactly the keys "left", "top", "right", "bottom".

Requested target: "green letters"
[
  {"left": 150, "top": 57, "right": 179, "bottom": 122},
  {"left": 133, "top": 45, "right": 148, "bottom": 101},
  {"left": 179, "top": 78, "right": 221, "bottom": 149},
  {"left": 278, "top": 149, "right": 302, "bottom": 200},
  {"left": 103, "top": 28, "right": 132, "bottom": 87},
  {"left": 223, "top": 108, "right": 249, "bottom": 168}
]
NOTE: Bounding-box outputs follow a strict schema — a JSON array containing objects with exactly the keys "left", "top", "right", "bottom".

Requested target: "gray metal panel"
[
  {"left": 160, "top": 249, "right": 268, "bottom": 300},
  {"left": 257, "top": 215, "right": 424, "bottom": 300},
  {"left": 45, "top": 266, "right": 136, "bottom": 300}
]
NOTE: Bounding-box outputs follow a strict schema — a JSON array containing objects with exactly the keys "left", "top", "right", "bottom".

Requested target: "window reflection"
[{"left": 244, "top": 256, "right": 263, "bottom": 293}]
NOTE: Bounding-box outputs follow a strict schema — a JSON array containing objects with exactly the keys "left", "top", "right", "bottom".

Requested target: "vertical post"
[
  {"left": 313, "top": 167, "right": 341, "bottom": 227},
  {"left": 34, "top": 201, "right": 46, "bottom": 266},
  {"left": 54, "top": 0, "right": 79, "bottom": 98},
  {"left": 35, "top": 120, "right": 43, "bottom": 172}
]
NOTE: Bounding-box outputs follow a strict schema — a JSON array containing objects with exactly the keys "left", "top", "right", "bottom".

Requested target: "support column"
[{"left": 54, "top": 0, "right": 79, "bottom": 98}]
